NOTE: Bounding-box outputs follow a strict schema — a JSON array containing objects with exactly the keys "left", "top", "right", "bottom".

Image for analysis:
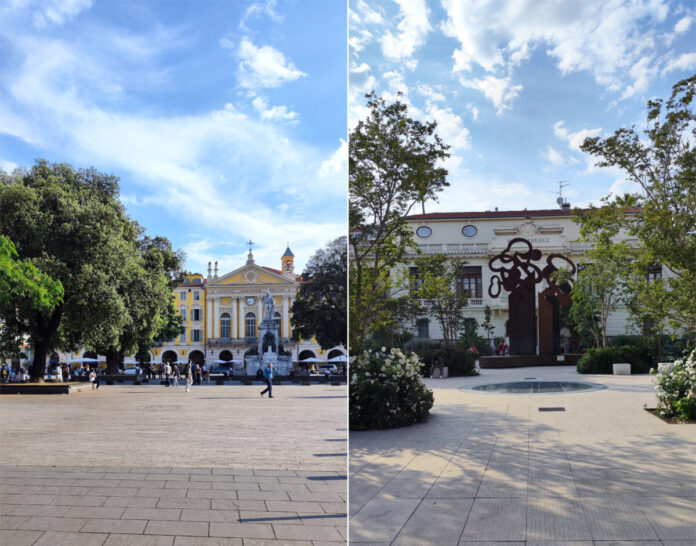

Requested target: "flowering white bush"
[
  {"left": 652, "top": 348, "right": 696, "bottom": 421},
  {"left": 350, "top": 348, "right": 434, "bottom": 430}
]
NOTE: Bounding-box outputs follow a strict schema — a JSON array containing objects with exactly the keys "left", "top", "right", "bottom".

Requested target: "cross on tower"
[{"left": 247, "top": 240, "right": 255, "bottom": 253}]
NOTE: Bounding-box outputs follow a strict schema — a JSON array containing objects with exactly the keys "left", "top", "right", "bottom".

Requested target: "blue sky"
[
  {"left": 0, "top": 0, "right": 347, "bottom": 274},
  {"left": 349, "top": 0, "right": 696, "bottom": 213}
]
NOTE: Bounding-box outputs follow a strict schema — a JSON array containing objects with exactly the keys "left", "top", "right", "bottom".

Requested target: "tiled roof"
[{"left": 407, "top": 207, "right": 642, "bottom": 220}]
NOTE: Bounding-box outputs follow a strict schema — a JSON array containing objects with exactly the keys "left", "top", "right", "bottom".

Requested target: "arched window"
[
  {"left": 220, "top": 313, "right": 231, "bottom": 338},
  {"left": 245, "top": 312, "right": 256, "bottom": 338}
]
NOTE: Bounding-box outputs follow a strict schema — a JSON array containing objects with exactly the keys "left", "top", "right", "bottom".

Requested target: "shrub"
[
  {"left": 350, "top": 349, "right": 434, "bottom": 430},
  {"left": 652, "top": 349, "right": 696, "bottom": 421},
  {"left": 577, "top": 345, "right": 654, "bottom": 374},
  {"left": 414, "top": 345, "right": 479, "bottom": 377}
]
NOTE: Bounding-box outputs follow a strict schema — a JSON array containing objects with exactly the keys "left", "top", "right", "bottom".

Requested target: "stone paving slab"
[
  {"left": 350, "top": 365, "right": 696, "bottom": 545},
  {"left": 0, "top": 385, "right": 346, "bottom": 544}
]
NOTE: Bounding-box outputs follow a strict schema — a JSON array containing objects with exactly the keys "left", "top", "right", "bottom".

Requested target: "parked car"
[
  {"left": 210, "top": 366, "right": 233, "bottom": 378},
  {"left": 318, "top": 363, "right": 338, "bottom": 375},
  {"left": 124, "top": 367, "right": 142, "bottom": 376}
]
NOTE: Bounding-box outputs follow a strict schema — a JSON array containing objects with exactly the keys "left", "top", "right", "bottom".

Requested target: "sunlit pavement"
[
  {"left": 350, "top": 366, "right": 696, "bottom": 545},
  {"left": 0, "top": 384, "right": 347, "bottom": 544}
]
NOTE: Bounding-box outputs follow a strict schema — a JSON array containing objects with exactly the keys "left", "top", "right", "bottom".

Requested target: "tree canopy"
[
  {"left": 579, "top": 75, "right": 696, "bottom": 335},
  {"left": 291, "top": 236, "right": 347, "bottom": 350},
  {"left": 0, "top": 160, "right": 184, "bottom": 379},
  {"left": 349, "top": 92, "right": 450, "bottom": 351}
]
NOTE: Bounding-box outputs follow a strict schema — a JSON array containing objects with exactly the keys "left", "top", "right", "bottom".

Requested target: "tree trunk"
[
  {"left": 29, "top": 304, "right": 63, "bottom": 382},
  {"left": 105, "top": 347, "right": 121, "bottom": 374}
]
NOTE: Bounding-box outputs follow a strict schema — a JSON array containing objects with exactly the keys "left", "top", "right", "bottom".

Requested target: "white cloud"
[
  {"left": 381, "top": 0, "right": 430, "bottom": 61},
  {"left": 318, "top": 139, "right": 347, "bottom": 179},
  {"left": 349, "top": 29, "right": 373, "bottom": 55},
  {"left": 543, "top": 146, "right": 566, "bottom": 166},
  {"left": 351, "top": 62, "right": 371, "bottom": 74},
  {"left": 235, "top": 37, "right": 305, "bottom": 90},
  {"left": 467, "top": 103, "right": 479, "bottom": 121},
  {"left": 424, "top": 104, "right": 470, "bottom": 151},
  {"left": 674, "top": 15, "right": 693, "bottom": 34},
  {"left": 251, "top": 96, "right": 298, "bottom": 121},
  {"left": 0, "top": 159, "right": 19, "bottom": 173},
  {"left": 441, "top": 0, "right": 669, "bottom": 100},
  {"left": 553, "top": 121, "right": 602, "bottom": 152},
  {"left": 459, "top": 75, "right": 523, "bottom": 114},
  {"left": 29, "top": 0, "right": 93, "bottom": 28},
  {"left": 663, "top": 52, "right": 696, "bottom": 74},
  {"left": 239, "top": 0, "right": 282, "bottom": 30},
  {"left": 350, "top": 0, "right": 384, "bottom": 25},
  {"left": 621, "top": 55, "right": 657, "bottom": 99},
  {"left": 417, "top": 84, "right": 445, "bottom": 103}
]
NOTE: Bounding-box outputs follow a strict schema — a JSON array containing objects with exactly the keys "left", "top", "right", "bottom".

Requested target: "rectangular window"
[
  {"left": 192, "top": 329, "right": 201, "bottom": 343},
  {"left": 191, "top": 308, "right": 201, "bottom": 322},
  {"left": 417, "top": 318, "right": 429, "bottom": 338},
  {"left": 457, "top": 266, "right": 482, "bottom": 298},
  {"left": 193, "top": 291, "right": 200, "bottom": 301},
  {"left": 179, "top": 291, "right": 186, "bottom": 301},
  {"left": 464, "top": 318, "right": 477, "bottom": 333},
  {"left": 179, "top": 329, "right": 186, "bottom": 343},
  {"left": 647, "top": 264, "right": 662, "bottom": 282},
  {"left": 409, "top": 266, "right": 422, "bottom": 295}
]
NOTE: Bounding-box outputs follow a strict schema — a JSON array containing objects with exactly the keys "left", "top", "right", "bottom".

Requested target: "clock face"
[{"left": 246, "top": 297, "right": 255, "bottom": 306}]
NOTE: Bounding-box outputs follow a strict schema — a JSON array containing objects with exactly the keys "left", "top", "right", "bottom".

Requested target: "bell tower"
[{"left": 281, "top": 245, "right": 294, "bottom": 276}]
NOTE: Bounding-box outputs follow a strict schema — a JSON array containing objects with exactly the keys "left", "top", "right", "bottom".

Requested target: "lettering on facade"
[{"left": 509, "top": 236, "right": 551, "bottom": 245}]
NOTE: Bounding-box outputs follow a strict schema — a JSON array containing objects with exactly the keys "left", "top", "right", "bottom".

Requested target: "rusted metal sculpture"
[{"left": 488, "top": 238, "right": 576, "bottom": 355}]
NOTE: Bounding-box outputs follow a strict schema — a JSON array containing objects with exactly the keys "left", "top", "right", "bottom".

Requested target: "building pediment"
[{"left": 207, "top": 264, "right": 296, "bottom": 288}]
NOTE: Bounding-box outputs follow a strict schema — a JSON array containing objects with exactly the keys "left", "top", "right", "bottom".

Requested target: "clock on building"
[{"left": 246, "top": 297, "right": 255, "bottom": 306}]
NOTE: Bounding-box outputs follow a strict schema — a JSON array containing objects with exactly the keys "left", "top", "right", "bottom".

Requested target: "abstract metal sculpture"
[{"left": 488, "top": 238, "right": 576, "bottom": 355}]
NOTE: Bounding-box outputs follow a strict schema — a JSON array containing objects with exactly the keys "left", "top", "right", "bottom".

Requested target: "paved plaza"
[
  {"left": 350, "top": 366, "right": 696, "bottom": 545},
  {"left": 0, "top": 383, "right": 347, "bottom": 545}
]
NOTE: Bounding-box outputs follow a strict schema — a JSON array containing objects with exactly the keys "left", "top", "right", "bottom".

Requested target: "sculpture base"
[{"left": 479, "top": 354, "right": 581, "bottom": 369}]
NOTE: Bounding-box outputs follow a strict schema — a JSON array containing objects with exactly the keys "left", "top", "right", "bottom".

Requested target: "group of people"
[{"left": 0, "top": 365, "right": 27, "bottom": 383}]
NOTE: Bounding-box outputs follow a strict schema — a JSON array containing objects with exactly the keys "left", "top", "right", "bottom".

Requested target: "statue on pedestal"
[{"left": 263, "top": 291, "right": 274, "bottom": 321}]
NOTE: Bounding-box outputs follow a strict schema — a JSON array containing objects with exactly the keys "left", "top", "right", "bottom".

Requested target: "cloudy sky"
[
  {"left": 350, "top": 0, "right": 696, "bottom": 212},
  {"left": 0, "top": 0, "right": 347, "bottom": 274}
]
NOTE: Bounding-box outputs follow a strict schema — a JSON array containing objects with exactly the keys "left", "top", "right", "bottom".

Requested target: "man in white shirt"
[{"left": 164, "top": 362, "right": 172, "bottom": 387}]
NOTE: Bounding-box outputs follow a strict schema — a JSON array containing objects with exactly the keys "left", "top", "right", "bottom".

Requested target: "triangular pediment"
[{"left": 207, "top": 263, "right": 296, "bottom": 287}]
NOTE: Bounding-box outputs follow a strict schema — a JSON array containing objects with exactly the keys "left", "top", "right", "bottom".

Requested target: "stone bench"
[{"left": 612, "top": 363, "right": 631, "bottom": 375}]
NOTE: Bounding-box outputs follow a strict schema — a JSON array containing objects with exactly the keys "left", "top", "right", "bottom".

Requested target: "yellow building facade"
[{"left": 151, "top": 247, "right": 344, "bottom": 370}]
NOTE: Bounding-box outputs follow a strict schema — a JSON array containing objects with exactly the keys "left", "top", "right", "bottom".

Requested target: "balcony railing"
[{"left": 206, "top": 337, "right": 294, "bottom": 346}]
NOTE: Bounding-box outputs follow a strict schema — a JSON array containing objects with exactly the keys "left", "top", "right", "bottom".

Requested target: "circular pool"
[{"left": 463, "top": 381, "right": 606, "bottom": 394}]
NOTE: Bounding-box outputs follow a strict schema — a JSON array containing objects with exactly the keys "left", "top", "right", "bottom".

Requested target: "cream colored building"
[{"left": 402, "top": 206, "right": 664, "bottom": 350}]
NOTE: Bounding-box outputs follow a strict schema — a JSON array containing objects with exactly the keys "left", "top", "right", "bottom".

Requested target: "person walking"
[
  {"left": 164, "top": 361, "right": 171, "bottom": 387},
  {"left": 260, "top": 362, "right": 274, "bottom": 398},
  {"left": 184, "top": 361, "right": 193, "bottom": 393},
  {"left": 89, "top": 369, "right": 100, "bottom": 390},
  {"left": 194, "top": 363, "right": 202, "bottom": 386},
  {"left": 172, "top": 363, "right": 179, "bottom": 387}
]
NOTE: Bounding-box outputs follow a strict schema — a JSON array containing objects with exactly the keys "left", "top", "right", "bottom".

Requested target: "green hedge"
[
  {"left": 577, "top": 345, "right": 654, "bottom": 374},
  {"left": 415, "top": 346, "right": 478, "bottom": 377}
]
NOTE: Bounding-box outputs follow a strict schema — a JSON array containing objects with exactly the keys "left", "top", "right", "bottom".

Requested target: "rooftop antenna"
[{"left": 549, "top": 180, "right": 570, "bottom": 207}]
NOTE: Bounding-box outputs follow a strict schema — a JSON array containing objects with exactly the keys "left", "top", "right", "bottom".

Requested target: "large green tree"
[
  {"left": 0, "top": 235, "right": 64, "bottom": 362},
  {"left": 96, "top": 235, "right": 185, "bottom": 373},
  {"left": 291, "top": 236, "right": 347, "bottom": 350},
  {"left": 349, "top": 92, "right": 450, "bottom": 351},
  {"left": 0, "top": 160, "right": 183, "bottom": 380},
  {"left": 580, "top": 75, "right": 696, "bottom": 335}
]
